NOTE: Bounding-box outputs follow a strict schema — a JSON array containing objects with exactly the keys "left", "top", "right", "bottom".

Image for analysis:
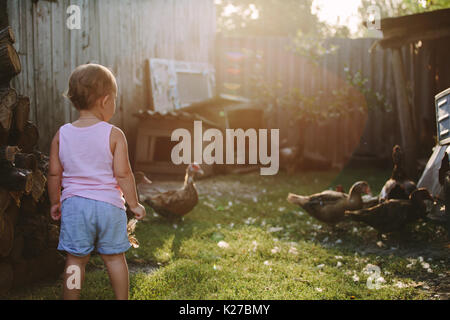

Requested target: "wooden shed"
[
  {"left": 133, "top": 109, "right": 221, "bottom": 178},
  {"left": 418, "top": 87, "right": 450, "bottom": 199},
  {"left": 134, "top": 56, "right": 266, "bottom": 177},
  {"left": 377, "top": 8, "right": 450, "bottom": 177}
]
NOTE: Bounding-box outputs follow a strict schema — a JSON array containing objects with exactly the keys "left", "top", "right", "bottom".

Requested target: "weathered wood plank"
[{"left": 392, "top": 48, "right": 417, "bottom": 177}]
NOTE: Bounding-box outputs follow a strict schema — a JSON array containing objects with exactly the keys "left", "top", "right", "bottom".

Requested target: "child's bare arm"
[
  {"left": 48, "top": 130, "right": 63, "bottom": 204},
  {"left": 48, "top": 130, "right": 64, "bottom": 219},
  {"left": 112, "top": 127, "right": 140, "bottom": 209}
]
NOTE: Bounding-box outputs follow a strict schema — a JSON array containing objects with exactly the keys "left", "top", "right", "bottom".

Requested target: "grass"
[{"left": 4, "top": 167, "right": 449, "bottom": 300}]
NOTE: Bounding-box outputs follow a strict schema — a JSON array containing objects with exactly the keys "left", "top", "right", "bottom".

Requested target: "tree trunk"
[{"left": 0, "top": 42, "right": 21, "bottom": 86}]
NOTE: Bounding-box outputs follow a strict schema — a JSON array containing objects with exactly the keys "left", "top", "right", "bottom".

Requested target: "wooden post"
[{"left": 391, "top": 48, "right": 417, "bottom": 178}]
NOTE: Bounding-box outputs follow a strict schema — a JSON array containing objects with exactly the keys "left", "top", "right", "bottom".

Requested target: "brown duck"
[
  {"left": 336, "top": 184, "right": 380, "bottom": 208},
  {"left": 136, "top": 164, "right": 204, "bottom": 221},
  {"left": 380, "top": 145, "right": 416, "bottom": 201},
  {"left": 287, "top": 181, "right": 370, "bottom": 226},
  {"left": 345, "top": 188, "right": 432, "bottom": 237}
]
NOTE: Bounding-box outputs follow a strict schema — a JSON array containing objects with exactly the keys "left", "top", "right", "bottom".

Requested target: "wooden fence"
[
  {"left": 7, "top": 0, "right": 448, "bottom": 170},
  {"left": 7, "top": 0, "right": 216, "bottom": 165},
  {"left": 216, "top": 36, "right": 446, "bottom": 168}
]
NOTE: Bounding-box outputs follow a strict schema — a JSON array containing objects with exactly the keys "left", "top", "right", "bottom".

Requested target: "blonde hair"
[{"left": 65, "top": 63, "right": 117, "bottom": 110}]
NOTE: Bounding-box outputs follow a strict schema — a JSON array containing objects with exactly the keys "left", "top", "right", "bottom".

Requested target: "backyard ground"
[{"left": 4, "top": 167, "right": 450, "bottom": 300}]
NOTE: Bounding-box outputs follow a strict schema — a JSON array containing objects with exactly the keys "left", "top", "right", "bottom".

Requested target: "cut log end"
[
  {"left": 0, "top": 87, "right": 18, "bottom": 131},
  {"left": 0, "top": 146, "right": 21, "bottom": 163},
  {"left": 0, "top": 43, "right": 21, "bottom": 85},
  {"left": 0, "top": 26, "right": 15, "bottom": 44},
  {"left": 31, "top": 169, "right": 47, "bottom": 202}
]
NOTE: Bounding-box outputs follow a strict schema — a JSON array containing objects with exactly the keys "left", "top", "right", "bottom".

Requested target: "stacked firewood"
[{"left": 0, "top": 26, "right": 64, "bottom": 295}]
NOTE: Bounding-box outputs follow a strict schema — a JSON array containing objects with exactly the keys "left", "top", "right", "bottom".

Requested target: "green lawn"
[{"left": 5, "top": 167, "right": 449, "bottom": 300}]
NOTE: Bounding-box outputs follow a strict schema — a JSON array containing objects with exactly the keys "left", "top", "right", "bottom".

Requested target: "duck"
[
  {"left": 362, "top": 194, "right": 380, "bottom": 208},
  {"left": 379, "top": 145, "right": 416, "bottom": 201},
  {"left": 335, "top": 184, "right": 379, "bottom": 208},
  {"left": 345, "top": 188, "right": 433, "bottom": 238},
  {"left": 137, "top": 163, "right": 204, "bottom": 221},
  {"left": 134, "top": 171, "right": 156, "bottom": 202},
  {"left": 287, "top": 181, "right": 370, "bottom": 226}
]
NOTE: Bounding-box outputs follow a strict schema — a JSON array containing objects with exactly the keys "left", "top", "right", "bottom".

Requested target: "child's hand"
[
  {"left": 130, "top": 203, "right": 146, "bottom": 220},
  {"left": 50, "top": 203, "right": 61, "bottom": 221}
]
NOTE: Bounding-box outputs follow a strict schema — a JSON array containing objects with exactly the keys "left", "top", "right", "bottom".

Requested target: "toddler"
[{"left": 47, "top": 63, "right": 146, "bottom": 300}]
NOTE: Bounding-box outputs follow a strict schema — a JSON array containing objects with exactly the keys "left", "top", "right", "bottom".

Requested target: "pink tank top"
[{"left": 59, "top": 121, "right": 126, "bottom": 210}]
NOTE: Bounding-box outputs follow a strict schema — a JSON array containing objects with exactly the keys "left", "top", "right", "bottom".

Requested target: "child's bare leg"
[
  {"left": 101, "top": 253, "right": 129, "bottom": 300},
  {"left": 63, "top": 253, "right": 90, "bottom": 300}
]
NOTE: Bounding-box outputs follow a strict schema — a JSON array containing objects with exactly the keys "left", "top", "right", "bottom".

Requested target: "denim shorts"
[{"left": 58, "top": 196, "right": 131, "bottom": 257}]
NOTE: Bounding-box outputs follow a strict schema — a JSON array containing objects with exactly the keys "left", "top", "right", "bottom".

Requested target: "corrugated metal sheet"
[
  {"left": 133, "top": 109, "right": 222, "bottom": 129},
  {"left": 7, "top": 0, "right": 216, "bottom": 166}
]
